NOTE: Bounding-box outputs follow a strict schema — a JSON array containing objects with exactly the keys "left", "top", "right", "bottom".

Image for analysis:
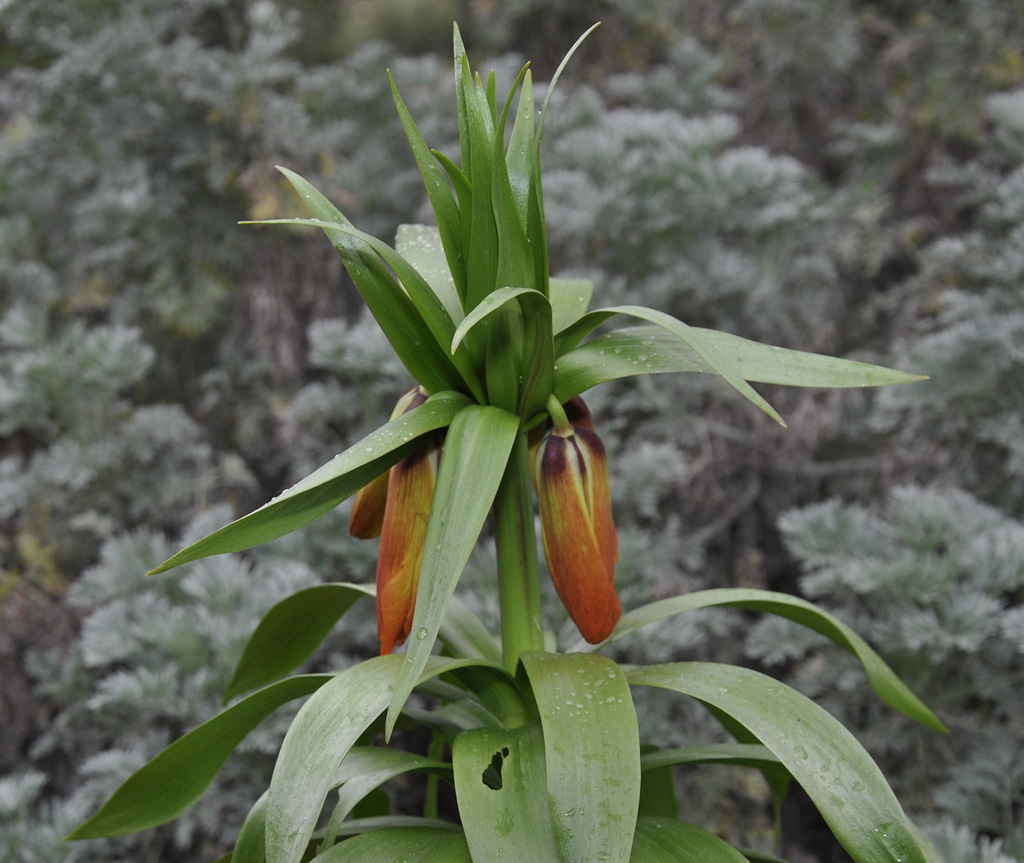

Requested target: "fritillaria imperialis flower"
[
  {"left": 533, "top": 397, "right": 621, "bottom": 643},
  {"left": 350, "top": 386, "right": 441, "bottom": 654}
]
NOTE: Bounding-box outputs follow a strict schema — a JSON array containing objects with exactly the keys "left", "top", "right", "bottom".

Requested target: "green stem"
[{"left": 493, "top": 430, "right": 545, "bottom": 671}]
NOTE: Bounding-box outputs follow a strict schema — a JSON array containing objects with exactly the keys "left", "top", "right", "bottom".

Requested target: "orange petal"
[
  {"left": 348, "top": 470, "right": 389, "bottom": 538},
  {"left": 376, "top": 442, "right": 439, "bottom": 654},
  {"left": 535, "top": 426, "right": 620, "bottom": 643},
  {"left": 350, "top": 385, "right": 430, "bottom": 540}
]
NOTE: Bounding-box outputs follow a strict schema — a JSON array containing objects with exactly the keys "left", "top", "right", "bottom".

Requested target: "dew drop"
[{"left": 415, "top": 627, "right": 429, "bottom": 641}]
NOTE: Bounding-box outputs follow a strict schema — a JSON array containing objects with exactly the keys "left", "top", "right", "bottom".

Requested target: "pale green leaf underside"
[
  {"left": 453, "top": 724, "right": 561, "bottom": 861},
  {"left": 148, "top": 391, "right": 468, "bottom": 574},
  {"left": 396, "top": 223, "right": 464, "bottom": 324},
  {"left": 520, "top": 651, "right": 641, "bottom": 863},
  {"left": 570, "top": 587, "right": 945, "bottom": 732},
  {"left": 451, "top": 286, "right": 548, "bottom": 353},
  {"left": 628, "top": 662, "right": 929, "bottom": 863}
]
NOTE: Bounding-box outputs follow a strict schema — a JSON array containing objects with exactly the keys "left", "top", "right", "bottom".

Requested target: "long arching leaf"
[
  {"left": 568, "top": 587, "right": 945, "bottom": 732},
  {"left": 224, "top": 583, "right": 375, "bottom": 701},
  {"left": 628, "top": 663, "right": 935, "bottom": 863},
  {"left": 148, "top": 391, "right": 468, "bottom": 574},
  {"left": 66, "top": 674, "right": 332, "bottom": 840}
]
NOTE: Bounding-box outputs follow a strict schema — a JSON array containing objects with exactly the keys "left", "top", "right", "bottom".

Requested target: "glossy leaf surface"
[
  {"left": 453, "top": 723, "right": 561, "bottom": 861},
  {"left": 571, "top": 587, "right": 945, "bottom": 732},
  {"left": 629, "top": 662, "right": 930, "bottom": 863},
  {"left": 520, "top": 651, "right": 641, "bottom": 863}
]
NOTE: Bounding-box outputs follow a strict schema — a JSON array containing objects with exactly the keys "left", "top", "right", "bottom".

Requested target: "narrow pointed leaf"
[
  {"left": 570, "top": 587, "right": 944, "bottom": 732},
  {"left": 628, "top": 663, "right": 932, "bottom": 863},
  {"left": 232, "top": 791, "right": 268, "bottom": 863},
  {"left": 520, "top": 651, "right": 641, "bottom": 863},
  {"left": 224, "top": 583, "right": 374, "bottom": 701},
  {"left": 451, "top": 286, "right": 548, "bottom": 353},
  {"left": 537, "top": 23, "right": 601, "bottom": 143},
  {"left": 563, "top": 306, "right": 787, "bottom": 424},
  {"left": 275, "top": 167, "right": 463, "bottom": 393},
  {"left": 506, "top": 68, "right": 535, "bottom": 227},
  {"left": 148, "top": 392, "right": 468, "bottom": 574},
  {"left": 386, "top": 405, "right": 520, "bottom": 736},
  {"left": 389, "top": 73, "right": 466, "bottom": 295},
  {"left": 251, "top": 216, "right": 484, "bottom": 401},
  {"left": 553, "top": 326, "right": 924, "bottom": 403},
  {"left": 630, "top": 818, "right": 752, "bottom": 863},
  {"left": 66, "top": 674, "right": 332, "bottom": 839},
  {"left": 314, "top": 827, "right": 472, "bottom": 862},
  {"left": 453, "top": 724, "right": 561, "bottom": 862}
]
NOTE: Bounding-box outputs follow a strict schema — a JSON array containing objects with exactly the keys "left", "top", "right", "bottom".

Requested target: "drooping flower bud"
[
  {"left": 534, "top": 414, "right": 620, "bottom": 643},
  {"left": 347, "top": 385, "right": 440, "bottom": 654},
  {"left": 376, "top": 438, "right": 440, "bottom": 654},
  {"left": 348, "top": 387, "right": 431, "bottom": 540}
]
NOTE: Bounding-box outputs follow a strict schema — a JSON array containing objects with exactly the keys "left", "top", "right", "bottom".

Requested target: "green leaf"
[
  {"left": 572, "top": 587, "right": 945, "bottom": 732},
  {"left": 396, "top": 224, "right": 463, "bottom": 324},
  {"left": 224, "top": 583, "right": 374, "bottom": 702},
  {"left": 66, "top": 674, "right": 332, "bottom": 839},
  {"left": 314, "top": 826, "right": 472, "bottom": 862},
  {"left": 549, "top": 278, "right": 593, "bottom": 333},
  {"left": 451, "top": 287, "right": 543, "bottom": 354},
  {"left": 322, "top": 746, "right": 451, "bottom": 844},
  {"left": 553, "top": 326, "right": 924, "bottom": 403},
  {"left": 628, "top": 663, "right": 931, "bottom": 863},
  {"left": 505, "top": 68, "right": 536, "bottom": 229},
  {"left": 275, "top": 167, "right": 465, "bottom": 394},
  {"left": 252, "top": 216, "right": 486, "bottom": 403},
  {"left": 630, "top": 818, "right": 752, "bottom": 863},
  {"left": 148, "top": 391, "right": 468, "bottom": 574},
  {"left": 520, "top": 651, "right": 641, "bottom": 863},
  {"left": 386, "top": 405, "right": 520, "bottom": 737},
  {"left": 560, "top": 306, "right": 787, "bottom": 424},
  {"left": 640, "top": 743, "right": 784, "bottom": 774},
  {"left": 453, "top": 723, "right": 561, "bottom": 862},
  {"left": 232, "top": 791, "right": 268, "bottom": 863},
  {"left": 438, "top": 595, "right": 502, "bottom": 664},
  {"left": 389, "top": 74, "right": 467, "bottom": 298},
  {"left": 267, "top": 656, "right": 500, "bottom": 863}
]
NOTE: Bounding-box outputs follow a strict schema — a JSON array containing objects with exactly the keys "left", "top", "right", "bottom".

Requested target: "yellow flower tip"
[
  {"left": 534, "top": 422, "right": 621, "bottom": 644},
  {"left": 376, "top": 441, "right": 440, "bottom": 655}
]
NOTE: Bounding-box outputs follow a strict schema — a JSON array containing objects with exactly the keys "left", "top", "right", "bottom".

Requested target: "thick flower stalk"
[
  {"left": 349, "top": 385, "right": 441, "bottom": 654},
  {"left": 533, "top": 396, "right": 620, "bottom": 643}
]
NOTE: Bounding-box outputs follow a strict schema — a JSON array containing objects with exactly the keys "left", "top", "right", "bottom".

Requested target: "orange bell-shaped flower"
[
  {"left": 534, "top": 407, "right": 620, "bottom": 643},
  {"left": 348, "top": 385, "right": 441, "bottom": 654}
]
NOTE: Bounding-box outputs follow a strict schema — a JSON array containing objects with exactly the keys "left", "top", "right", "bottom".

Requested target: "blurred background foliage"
[{"left": 1, "top": 0, "right": 1023, "bottom": 861}]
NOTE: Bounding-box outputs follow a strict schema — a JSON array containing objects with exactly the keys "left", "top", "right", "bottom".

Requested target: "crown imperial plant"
[{"left": 68, "top": 24, "right": 948, "bottom": 863}]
